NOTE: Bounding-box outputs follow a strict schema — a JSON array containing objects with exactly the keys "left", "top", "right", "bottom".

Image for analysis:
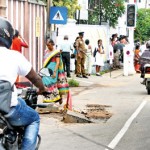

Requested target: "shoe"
[
  {"left": 82, "top": 75, "right": 88, "bottom": 78},
  {"left": 141, "top": 79, "right": 146, "bottom": 85},
  {"left": 67, "top": 75, "right": 71, "bottom": 78},
  {"left": 96, "top": 73, "right": 101, "bottom": 76},
  {"left": 76, "top": 75, "right": 82, "bottom": 78}
]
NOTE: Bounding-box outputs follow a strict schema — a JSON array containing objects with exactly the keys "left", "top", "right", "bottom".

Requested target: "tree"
[
  {"left": 134, "top": 8, "right": 150, "bottom": 42},
  {"left": 40, "top": 0, "right": 125, "bottom": 28},
  {"left": 41, "top": 0, "right": 80, "bottom": 19},
  {"left": 88, "top": 0, "right": 125, "bottom": 28}
]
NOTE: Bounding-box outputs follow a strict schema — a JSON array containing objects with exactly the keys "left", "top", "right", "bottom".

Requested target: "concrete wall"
[{"left": 56, "top": 22, "right": 110, "bottom": 62}]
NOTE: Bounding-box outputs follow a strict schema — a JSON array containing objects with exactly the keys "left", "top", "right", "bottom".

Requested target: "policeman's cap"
[{"left": 78, "top": 32, "right": 84, "bottom": 36}]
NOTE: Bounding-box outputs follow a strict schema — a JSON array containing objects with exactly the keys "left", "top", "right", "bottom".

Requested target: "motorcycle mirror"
[{"left": 39, "top": 68, "right": 53, "bottom": 77}]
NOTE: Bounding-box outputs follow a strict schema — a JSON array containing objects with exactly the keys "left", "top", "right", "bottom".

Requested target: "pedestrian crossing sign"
[{"left": 50, "top": 6, "right": 68, "bottom": 24}]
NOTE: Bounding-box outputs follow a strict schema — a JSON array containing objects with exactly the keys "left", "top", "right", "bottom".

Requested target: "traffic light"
[{"left": 126, "top": 4, "right": 136, "bottom": 27}]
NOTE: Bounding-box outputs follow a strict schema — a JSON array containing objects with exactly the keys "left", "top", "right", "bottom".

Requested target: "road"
[{"left": 39, "top": 69, "right": 150, "bottom": 150}]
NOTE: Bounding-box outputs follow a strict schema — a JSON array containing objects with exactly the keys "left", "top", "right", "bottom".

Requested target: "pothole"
[
  {"left": 84, "top": 104, "right": 112, "bottom": 120},
  {"left": 38, "top": 104, "right": 112, "bottom": 124},
  {"left": 63, "top": 104, "right": 112, "bottom": 123}
]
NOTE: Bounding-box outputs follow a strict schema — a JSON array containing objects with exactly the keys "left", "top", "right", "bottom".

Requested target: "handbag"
[
  {"left": 71, "top": 53, "right": 75, "bottom": 59},
  {"left": 0, "top": 80, "right": 13, "bottom": 114}
]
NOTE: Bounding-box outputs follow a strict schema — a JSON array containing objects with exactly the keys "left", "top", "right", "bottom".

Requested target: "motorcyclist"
[
  {"left": 0, "top": 17, "right": 47, "bottom": 150},
  {"left": 139, "top": 40, "right": 150, "bottom": 84}
]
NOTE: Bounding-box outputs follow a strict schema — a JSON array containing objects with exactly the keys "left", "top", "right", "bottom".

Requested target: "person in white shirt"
[
  {"left": 85, "top": 39, "right": 92, "bottom": 76},
  {"left": 0, "top": 17, "right": 47, "bottom": 150},
  {"left": 60, "top": 35, "right": 73, "bottom": 78}
]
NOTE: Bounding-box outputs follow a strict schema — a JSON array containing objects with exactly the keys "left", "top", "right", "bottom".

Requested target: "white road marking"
[
  {"left": 75, "top": 79, "right": 93, "bottom": 84},
  {"left": 105, "top": 100, "right": 147, "bottom": 150}
]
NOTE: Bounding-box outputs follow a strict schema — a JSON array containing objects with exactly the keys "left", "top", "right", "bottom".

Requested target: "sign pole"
[{"left": 36, "top": 17, "right": 40, "bottom": 72}]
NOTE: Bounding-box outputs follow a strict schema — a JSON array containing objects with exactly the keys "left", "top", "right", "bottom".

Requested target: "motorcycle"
[
  {"left": 142, "top": 64, "right": 150, "bottom": 94},
  {"left": 0, "top": 68, "right": 52, "bottom": 150}
]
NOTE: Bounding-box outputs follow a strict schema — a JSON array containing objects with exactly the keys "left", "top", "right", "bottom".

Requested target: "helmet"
[
  {"left": 146, "top": 40, "right": 150, "bottom": 49},
  {"left": 0, "top": 17, "right": 14, "bottom": 48}
]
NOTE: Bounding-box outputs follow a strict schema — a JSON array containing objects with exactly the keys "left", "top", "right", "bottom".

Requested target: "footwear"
[
  {"left": 141, "top": 79, "right": 146, "bottom": 85},
  {"left": 96, "top": 73, "right": 101, "bottom": 76},
  {"left": 76, "top": 75, "right": 82, "bottom": 78},
  {"left": 82, "top": 75, "right": 88, "bottom": 78},
  {"left": 67, "top": 75, "right": 71, "bottom": 78}
]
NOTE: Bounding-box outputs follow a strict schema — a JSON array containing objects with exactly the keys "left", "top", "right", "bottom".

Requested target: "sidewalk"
[
  {"left": 70, "top": 68, "right": 124, "bottom": 88},
  {"left": 68, "top": 69, "right": 125, "bottom": 110}
]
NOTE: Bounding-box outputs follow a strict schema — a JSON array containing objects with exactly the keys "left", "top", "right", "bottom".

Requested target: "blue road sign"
[{"left": 49, "top": 6, "right": 68, "bottom": 24}]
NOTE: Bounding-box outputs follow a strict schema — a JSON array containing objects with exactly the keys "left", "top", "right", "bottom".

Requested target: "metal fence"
[{"left": 5, "top": 0, "right": 47, "bottom": 72}]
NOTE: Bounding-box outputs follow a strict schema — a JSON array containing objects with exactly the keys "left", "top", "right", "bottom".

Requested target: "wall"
[
  {"left": 5, "top": 0, "right": 47, "bottom": 72},
  {"left": 56, "top": 21, "right": 110, "bottom": 61}
]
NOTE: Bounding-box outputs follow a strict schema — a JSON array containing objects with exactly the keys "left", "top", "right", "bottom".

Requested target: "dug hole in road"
[{"left": 38, "top": 69, "right": 149, "bottom": 150}]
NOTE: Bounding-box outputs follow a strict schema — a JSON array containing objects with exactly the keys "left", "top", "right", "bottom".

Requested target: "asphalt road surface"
[{"left": 39, "top": 70, "right": 150, "bottom": 150}]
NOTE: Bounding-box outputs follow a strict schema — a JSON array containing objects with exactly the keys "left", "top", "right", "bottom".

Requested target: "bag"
[
  {"left": 93, "top": 48, "right": 97, "bottom": 57},
  {"left": 0, "top": 80, "right": 13, "bottom": 114},
  {"left": 71, "top": 53, "right": 75, "bottom": 59}
]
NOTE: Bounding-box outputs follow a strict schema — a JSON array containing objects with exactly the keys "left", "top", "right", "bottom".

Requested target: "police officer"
[{"left": 76, "top": 32, "right": 88, "bottom": 78}]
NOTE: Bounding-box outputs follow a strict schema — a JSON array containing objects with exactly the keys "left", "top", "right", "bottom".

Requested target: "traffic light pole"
[{"left": 128, "top": 27, "right": 134, "bottom": 44}]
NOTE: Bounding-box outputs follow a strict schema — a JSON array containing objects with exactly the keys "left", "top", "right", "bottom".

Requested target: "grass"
[{"left": 68, "top": 79, "right": 79, "bottom": 87}]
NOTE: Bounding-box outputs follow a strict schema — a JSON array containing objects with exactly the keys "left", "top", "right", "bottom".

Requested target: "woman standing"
[
  {"left": 85, "top": 39, "right": 92, "bottom": 76},
  {"left": 42, "top": 39, "right": 69, "bottom": 104},
  {"left": 134, "top": 44, "right": 141, "bottom": 73},
  {"left": 94, "top": 39, "right": 105, "bottom": 76}
]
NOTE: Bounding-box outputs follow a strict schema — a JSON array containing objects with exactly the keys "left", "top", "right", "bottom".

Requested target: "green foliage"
[
  {"left": 40, "top": 0, "right": 80, "bottom": 18},
  {"left": 53, "top": 0, "right": 80, "bottom": 18},
  {"left": 40, "top": 0, "right": 125, "bottom": 28},
  {"left": 134, "top": 8, "right": 150, "bottom": 42},
  {"left": 88, "top": 0, "right": 125, "bottom": 28},
  {"left": 68, "top": 79, "right": 79, "bottom": 87}
]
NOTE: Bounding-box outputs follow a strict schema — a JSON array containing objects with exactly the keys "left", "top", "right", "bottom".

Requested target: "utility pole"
[
  {"left": 46, "top": 0, "right": 52, "bottom": 39},
  {"left": 99, "top": 0, "right": 102, "bottom": 25},
  {"left": 0, "top": 0, "right": 6, "bottom": 18}
]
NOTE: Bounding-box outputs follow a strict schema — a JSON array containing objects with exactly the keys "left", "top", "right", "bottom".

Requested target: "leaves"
[
  {"left": 40, "top": 0, "right": 125, "bottom": 27},
  {"left": 135, "top": 8, "right": 150, "bottom": 42},
  {"left": 53, "top": 0, "right": 80, "bottom": 18},
  {"left": 88, "top": 0, "right": 125, "bottom": 27}
]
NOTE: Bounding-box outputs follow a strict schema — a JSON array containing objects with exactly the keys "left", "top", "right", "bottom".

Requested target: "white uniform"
[
  {"left": 94, "top": 46, "right": 104, "bottom": 66},
  {"left": 0, "top": 47, "right": 31, "bottom": 106}
]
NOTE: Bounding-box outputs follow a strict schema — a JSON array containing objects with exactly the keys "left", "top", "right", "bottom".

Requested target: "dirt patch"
[
  {"left": 38, "top": 104, "right": 113, "bottom": 123},
  {"left": 83, "top": 104, "right": 112, "bottom": 120}
]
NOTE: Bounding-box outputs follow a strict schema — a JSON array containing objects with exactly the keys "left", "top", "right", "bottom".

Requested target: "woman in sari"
[
  {"left": 42, "top": 39, "right": 69, "bottom": 104},
  {"left": 134, "top": 44, "right": 141, "bottom": 73}
]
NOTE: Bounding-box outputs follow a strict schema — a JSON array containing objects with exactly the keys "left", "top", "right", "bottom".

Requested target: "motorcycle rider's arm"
[{"left": 25, "top": 67, "right": 47, "bottom": 94}]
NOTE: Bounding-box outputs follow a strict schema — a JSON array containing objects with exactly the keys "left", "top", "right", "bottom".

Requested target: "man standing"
[
  {"left": 11, "top": 29, "right": 29, "bottom": 83},
  {"left": 113, "top": 35, "right": 128, "bottom": 69},
  {"left": 60, "top": 35, "right": 72, "bottom": 78},
  {"left": 11, "top": 29, "right": 29, "bottom": 53},
  {"left": 76, "top": 32, "right": 88, "bottom": 78}
]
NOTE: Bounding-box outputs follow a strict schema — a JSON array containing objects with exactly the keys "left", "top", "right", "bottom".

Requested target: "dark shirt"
[{"left": 139, "top": 49, "right": 150, "bottom": 68}]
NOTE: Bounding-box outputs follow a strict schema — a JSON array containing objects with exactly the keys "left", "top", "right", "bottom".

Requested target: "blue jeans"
[{"left": 5, "top": 98, "right": 40, "bottom": 150}]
